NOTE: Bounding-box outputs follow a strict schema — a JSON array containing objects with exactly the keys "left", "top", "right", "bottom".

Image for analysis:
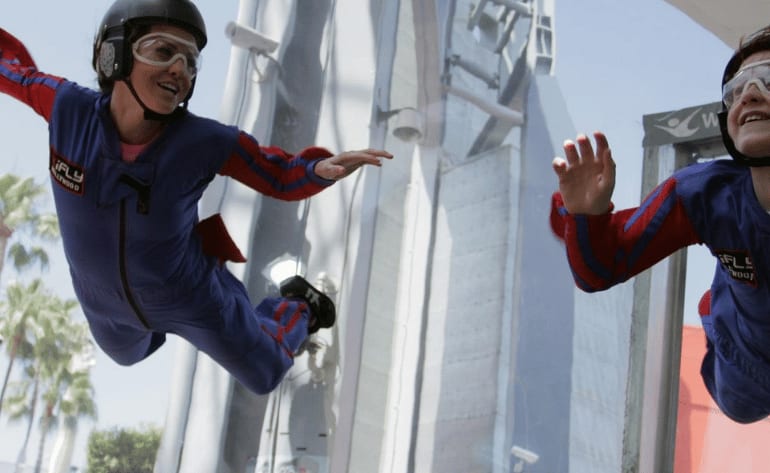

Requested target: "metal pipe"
[{"left": 445, "top": 84, "right": 524, "bottom": 125}]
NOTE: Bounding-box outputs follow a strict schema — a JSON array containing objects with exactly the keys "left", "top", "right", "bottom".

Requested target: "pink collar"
[{"left": 120, "top": 141, "right": 149, "bottom": 163}]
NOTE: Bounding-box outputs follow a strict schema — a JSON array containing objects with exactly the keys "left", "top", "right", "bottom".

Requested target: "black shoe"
[{"left": 280, "top": 275, "right": 336, "bottom": 334}]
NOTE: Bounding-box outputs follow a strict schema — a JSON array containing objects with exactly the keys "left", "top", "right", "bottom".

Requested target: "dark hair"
[{"left": 722, "top": 25, "right": 770, "bottom": 86}]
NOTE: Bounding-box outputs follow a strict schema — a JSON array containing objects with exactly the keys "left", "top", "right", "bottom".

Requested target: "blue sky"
[{"left": 0, "top": 0, "right": 734, "bottom": 470}]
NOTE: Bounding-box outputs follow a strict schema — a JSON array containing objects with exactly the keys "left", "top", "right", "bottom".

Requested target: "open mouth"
[
  {"left": 158, "top": 81, "right": 179, "bottom": 96},
  {"left": 742, "top": 112, "right": 770, "bottom": 125}
]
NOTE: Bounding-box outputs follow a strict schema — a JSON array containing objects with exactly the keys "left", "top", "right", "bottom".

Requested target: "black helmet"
[
  {"left": 718, "top": 25, "right": 770, "bottom": 166},
  {"left": 93, "top": 0, "right": 206, "bottom": 84}
]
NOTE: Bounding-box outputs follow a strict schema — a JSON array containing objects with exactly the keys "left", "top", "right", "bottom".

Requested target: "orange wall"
[{"left": 675, "top": 325, "right": 770, "bottom": 472}]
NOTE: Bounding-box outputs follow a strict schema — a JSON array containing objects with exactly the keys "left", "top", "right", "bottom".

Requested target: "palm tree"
[
  {"left": 1, "top": 298, "right": 94, "bottom": 473},
  {"left": 0, "top": 174, "right": 60, "bottom": 420},
  {"left": 32, "top": 317, "right": 95, "bottom": 473},
  {"left": 0, "top": 279, "right": 57, "bottom": 419},
  {"left": 0, "top": 174, "right": 59, "bottom": 276},
  {"left": 5, "top": 366, "right": 39, "bottom": 473},
  {"left": 2, "top": 294, "right": 68, "bottom": 472},
  {"left": 47, "top": 367, "right": 97, "bottom": 473}
]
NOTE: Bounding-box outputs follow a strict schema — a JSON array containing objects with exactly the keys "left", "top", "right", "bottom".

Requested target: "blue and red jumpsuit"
[
  {"left": 0, "top": 28, "right": 333, "bottom": 394},
  {"left": 551, "top": 158, "right": 770, "bottom": 423}
]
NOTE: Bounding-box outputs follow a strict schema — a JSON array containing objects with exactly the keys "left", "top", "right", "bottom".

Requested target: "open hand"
[
  {"left": 552, "top": 131, "right": 615, "bottom": 215},
  {"left": 315, "top": 148, "right": 393, "bottom": 181}
]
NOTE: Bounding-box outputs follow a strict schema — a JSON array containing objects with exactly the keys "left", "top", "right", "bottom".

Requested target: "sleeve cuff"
[{"left": 300, "top": 146, "right": 336, "bottom": 187}]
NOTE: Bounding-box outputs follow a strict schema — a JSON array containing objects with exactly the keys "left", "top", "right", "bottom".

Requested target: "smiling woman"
[
  {"left": 92, "top": 0, "right": 206, "bottom": 127},
  {"left": 0, "top": 0, "right": 391, "bottom": 407},
  {"left": 0, "top": 1, "right": 233, "bottom": 469},
  {"left": 109, "top": 24, "right": 201, "bottom": 143}
]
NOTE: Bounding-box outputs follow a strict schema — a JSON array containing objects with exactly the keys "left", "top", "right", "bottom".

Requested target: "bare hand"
[
  {"left": 552, "top": 131, "right": 615, "bottom": 215},
  {"left": 314, "top": 148, "right": 393, "bottom": 181}
]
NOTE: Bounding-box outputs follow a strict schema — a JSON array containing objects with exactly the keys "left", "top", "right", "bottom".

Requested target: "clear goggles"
[
  {"left": 132, "top": 32, "right": 201, "bottom": 78},
  {"left": 722, "top": 58, "right": 770, "bottom": 108}
]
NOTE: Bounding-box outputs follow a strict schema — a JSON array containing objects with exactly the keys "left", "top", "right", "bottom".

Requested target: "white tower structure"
[{"left": 156, "top": 1, "right": 586, "bottom": 472}]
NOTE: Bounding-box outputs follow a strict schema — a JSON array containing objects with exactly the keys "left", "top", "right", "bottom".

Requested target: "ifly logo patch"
[
  {"left": 716, "top": 250, "right": 756, "bottom": 286},
  {"left": 50, "top": 151, "right": 84, "bottom": 195}
]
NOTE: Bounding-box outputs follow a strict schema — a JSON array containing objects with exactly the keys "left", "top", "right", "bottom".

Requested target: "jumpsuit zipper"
[{"left": 119, "top": 199, "right": 151, "bottom": 329}]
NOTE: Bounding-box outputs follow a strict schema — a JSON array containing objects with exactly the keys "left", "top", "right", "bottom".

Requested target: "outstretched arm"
[
  {"left": 219, "top": 132, "right": 392, "bottom": 200},
  {"left": 0, "top": 28, "right": 62, "bottom": 121},
  {"left": 549, "top": 131, "right": 700, "bottom": 292},
  {"left": 552, "top": 131, "right": 616, "bottom": 215}
]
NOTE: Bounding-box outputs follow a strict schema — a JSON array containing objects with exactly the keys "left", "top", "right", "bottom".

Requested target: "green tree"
[
  {"left": 31, "top": 311, "right": 95, "bottom": 473},
  {"left": 87, "top": 426, "right": 162, "bottom": 473},
  {"left": 0, "top": 279, "right": 59, "bottom": 419},
  {"left": 4, "top": 365, "right": 38, "bottom": 473},
  {"left": 0, "top": 174, "right": 59, "bottom": 275},
  {"left": 1, "top": 292, "right": 94, "bottom": 473},
  {"left": 0, "top": 173, "right": 61, "bottom": 418},
  {"left": 47, "top": 367, "right": 97, "bottom": 473}
]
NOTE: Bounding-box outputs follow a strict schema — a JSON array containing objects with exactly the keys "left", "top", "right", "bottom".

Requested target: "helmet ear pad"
[{"left": 94, "top": 29, "right": 132, "bottom": 83}]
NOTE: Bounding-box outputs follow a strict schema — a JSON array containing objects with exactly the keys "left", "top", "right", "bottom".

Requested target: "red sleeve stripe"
[
  {"left": 0, "top": 60, "right": 60, "bottom": 120},
  {"left": 566, "top": 178, "right": 695, "bottom": 291},
  {"left": 573, "top": 214, "right": 613, "bottom": 282},
  {"left": 624, "top": 181, "right": 679, "bottom": 269},
  {"left": 233, "top": 144, "right": 315, "bottom": 192},
  {"left": 218, "top": 132, "right": 329, "bottom": 200}
]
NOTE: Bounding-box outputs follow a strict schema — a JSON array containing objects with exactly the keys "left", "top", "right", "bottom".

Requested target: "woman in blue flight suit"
[{"left": 0, "top": 0, "right": 391, "bottom": 394}]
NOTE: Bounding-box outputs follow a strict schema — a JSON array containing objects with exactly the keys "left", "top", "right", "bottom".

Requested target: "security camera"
[
  {"left": 392, "top": 108, "right": 424, "bottom": 143},
  {"left": 225, "top": 21, "right": 279, "bottom": 54},
  {"left": 511, "top": 446, "right": 539, "bottom": 464},
  {"left": 376, "top": 106, "right": 425, "bottom": 143}
]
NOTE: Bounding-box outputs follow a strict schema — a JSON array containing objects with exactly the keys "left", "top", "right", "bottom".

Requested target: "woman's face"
[
  {"left": 726, "top": 50, "right": 770, "bottom": 158},
  {"left": 127, "top": 24, "right": 198, "bottom": 114}
]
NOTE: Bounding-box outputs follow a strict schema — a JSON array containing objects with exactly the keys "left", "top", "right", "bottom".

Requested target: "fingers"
[
  {"left": 339, "top": 149, "right": 393, "bottom": 168},
  {"left": 345, "top": 149, "right": 393, "bottom": 161},
  {"left": 560, "top": 133, "right": 612, "bottom": 168},
  {"left": 593, "top": 131, "right": 609, "bottom": 151},
  {"left": 563, "top": 139, "right": 580, "bottom": 167},
  {"left": 576, "top": 134, "right": 598, "bottom": 162},
  {"left": 317, "top": 148, "right": 393, "bottom": 180},
  {"left": 562, "top": 134, "right": 598, "bottom": 167},
  {"left": 561, "top": 135, "right": 594, "bottom": 171},
  {"left": 359, "top": 148, "right": 393, "bottom": 159},
  {"left": 595, "top": 131, "right": 615, "bottom": 163},
  {"left": 552, "top": 157, "right": 568, "bottom": 178}
]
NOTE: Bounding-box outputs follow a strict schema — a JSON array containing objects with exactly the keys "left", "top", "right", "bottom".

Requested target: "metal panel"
[
  {"left": 623, "top": 144, "right": 689, "bottom": 473},
  {"left": 415, "top": 144, "right": 516, "bottom": 473},
  {"left": 625, "top": 103, "right": 727, "bottom": 473}
]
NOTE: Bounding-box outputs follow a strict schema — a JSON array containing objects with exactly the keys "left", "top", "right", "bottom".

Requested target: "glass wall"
[{"left": 2, "top": 1, "right": 763, "bottom": 473}]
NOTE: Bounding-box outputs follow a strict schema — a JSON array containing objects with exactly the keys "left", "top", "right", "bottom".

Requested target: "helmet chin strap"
[
  {"left": 123, "top": 78, "right": 189, "bottom": 122},
  {"left": 718, "top": 110, "right": 770, "bottom": 167}
]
